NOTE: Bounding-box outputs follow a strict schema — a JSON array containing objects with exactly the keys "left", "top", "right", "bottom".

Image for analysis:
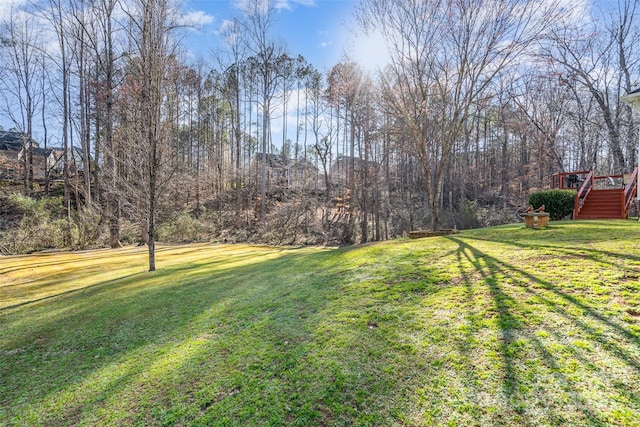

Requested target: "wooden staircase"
[
  {"left": 574, "top": 189, "right": 626, "bottom": 219},
  {"left": 553, "top": 167, "right": 638, "bottom": 220}
]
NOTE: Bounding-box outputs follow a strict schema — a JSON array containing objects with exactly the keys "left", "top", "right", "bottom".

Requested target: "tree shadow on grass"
[
  {"left": 447, "top": 236, "right": 639, "bottom": 426},
  {"left": 0, "top": 246, "right": 343, "bottom": 426},
  {"left": 3, "top": 236, "right": 640, "bottom": 426},
  {"left": 451, "top": 235, "right": 640, "bottom": 350},
  {"left": 463, "top": 220, "right": 640, "bottom": 266},
  {"left": 0, "top": 244, "right": 299, "bottom": 310},
  {"left": 465, "top": 233, "right": 640, "bottom": 268}
]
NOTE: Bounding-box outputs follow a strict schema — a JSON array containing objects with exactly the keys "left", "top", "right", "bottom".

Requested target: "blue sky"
[
  {"left": 178, "top": 0, "right": 631, "bottom": 74},
  {"left": 181, "top": 0, "right": 364, "bottom": 72},
  {"left": 0, "top": 0, "right": 365, "bottom": 133},
  {"left": 0, "top": 0, "right": 623, "bottom": 135}
]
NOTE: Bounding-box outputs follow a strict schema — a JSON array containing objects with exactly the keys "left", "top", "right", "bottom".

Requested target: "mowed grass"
[{"left": 1, "top": 221, "right": 640, "bottom": 426}]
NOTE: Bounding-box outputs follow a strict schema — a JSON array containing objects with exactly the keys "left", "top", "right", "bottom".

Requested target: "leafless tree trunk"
[
  {"left": 546, "top": 0, "right": 640, "bottom": 173},
  {"left": 127, "top": 0, "right": 179, "bottom": 271},
  {"left": 0, "top": 10, "right": 45, "bottom": 194},
  {"left": 241, "top": 0, "right": 289, "bottom": 219},
  {"left": 69, "top": 0, "right": 92, "bottom": 203},
  {"left": 39, "top": 0, "right": 74, "bottom": 245},
  {"left": 358, "top": 0, "right": 562, "bottom": 230},
  {"left": 85, "top": 0, "right": 122, "bottom": 247}
]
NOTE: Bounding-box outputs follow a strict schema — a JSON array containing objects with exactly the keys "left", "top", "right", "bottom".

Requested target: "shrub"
[
  {"left": 157, "top": 212, "right": 200, "bottom": 243},
  {"left": 0, "top": 193, "right": 67, "bottom": 254},
  {"left": 258, "top": 201, "right": 316, "bottom": 245},
  {"left": 75, "top": 204, "right": 108, "bottom": 249},
  {"left": 528, "top": 189, "right": 575, "bottom": 220}
]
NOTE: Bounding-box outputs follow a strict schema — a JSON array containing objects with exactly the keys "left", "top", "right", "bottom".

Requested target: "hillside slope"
[{"left": 1, "top": 221, "right": 640, "bottom": 426}]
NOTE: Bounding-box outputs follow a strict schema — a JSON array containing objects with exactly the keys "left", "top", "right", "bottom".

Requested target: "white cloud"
[
  {"left": 180, "top": 10, "right": 215, "bottom": 28},
  {"left": 318, "top": 29, "right": 333, "bottom": 49},
  {"left": 0, "top": 0, "right": 27, "bottom": 21},
  {"left": 233, "top": 0, "right": 316, "bottom": 13},
  {"left": 217, "top": 19, "right": 243, "bottom": 47},
  {"left": 232, "top": 0, "right": 269, "bottom": 14},
  {"left": 277, "top": 0, "right": 316, "bottom": 8},
  {"left": 219, "top": 19, "right": 237, "bottom": 34},
  {"left": 274, "top": 0, "right": 292, "bottom": 10}
]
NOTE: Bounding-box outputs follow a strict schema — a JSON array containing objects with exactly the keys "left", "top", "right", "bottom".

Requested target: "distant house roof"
[
  {"left": 287, "top": 158, "right": 316, "bottom": 171},
  {"left": 622, "top": 88, "right": 640, "bottom": 111},
  {"left": 45, "top": 146, "right": 89, "bottom": 171},
  {"left": 18, "top": 146, "right": 56, "bottom": 159},
  {"left": 34, "top": 147, "right": 55, "bottom": 157},
  {"left": 254, "top": 153, "right": 288, "bottom": 169},
  {"left": 0, "top": 131, "right": 42, "bottom": 151},
  {"left": 0, "top": 131, "right": 25, "bottom": 151}
]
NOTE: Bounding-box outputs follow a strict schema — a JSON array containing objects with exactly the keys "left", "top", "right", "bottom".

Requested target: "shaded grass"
[{"left": 1, "top": 220, "right": 640, "bottom": 425}]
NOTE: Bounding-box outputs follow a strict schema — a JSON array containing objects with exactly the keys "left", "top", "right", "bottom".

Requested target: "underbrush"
[
  {"left": 0, "top": 191, "right": 529, "bottom": 254},
  {"left": 0, "top": 193, "right": 67, "bottom": 254}
]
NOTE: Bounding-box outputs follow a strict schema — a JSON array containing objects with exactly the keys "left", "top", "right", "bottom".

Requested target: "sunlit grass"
[{"left": 1, "top": 220, "right": 640, "bottom": 426}]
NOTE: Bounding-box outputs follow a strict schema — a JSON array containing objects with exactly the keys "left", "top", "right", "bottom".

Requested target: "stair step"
[
  {"left": 577, "top": 215, "right": 624, "bottom": 219},
  {"left": 584, "top": 196, "right": 622, "bottom": 201},
  {"left": 581, "top": 205, "right": 620, "bottom": 209},
  {"left": 575, "top": 189, "right": 626, "bottom": 219},
  {"left": 585, "top": 198, "right": 621, "bottom": 203}
]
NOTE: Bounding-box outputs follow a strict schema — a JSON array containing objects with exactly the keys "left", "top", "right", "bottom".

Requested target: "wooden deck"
[{"left": 552, "top": 167, "right": 638, "bottom": 219}]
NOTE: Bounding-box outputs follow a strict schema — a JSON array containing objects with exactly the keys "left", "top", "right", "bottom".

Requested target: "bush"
[
  {"left": 258, "top": 200, "right": 316, "bottom": 245},
  {"left": 0, "top": 193, "right": 67, "bottom": 254},
  {"left": 75, "top": 204, "right": 108, "bottom": 249},
  {"left": 157, "top": 212, "right": 200, "bottom": 243},
  {"left": 528, "top": 189, "right": 575, "bottom": 220}
]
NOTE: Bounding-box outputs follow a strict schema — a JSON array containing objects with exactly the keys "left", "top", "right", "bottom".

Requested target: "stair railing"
[
  {"left": 623, "top": 166, "right": 638, "bottom": 218},
  {"left": 551, "top": 170, "right": 591, "bottom": 189},
  {"left": 574, "top": 170, "right": 594, "bottom": 218}
]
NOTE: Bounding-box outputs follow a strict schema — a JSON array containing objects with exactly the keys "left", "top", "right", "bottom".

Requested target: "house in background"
[
  {"left": 329, "top": 155, "right": 378, "bottom": 187},
  {"left": 46, "top": 146, "right": 87, "bottom": 176},
  {"left": 286, "top": 157, "right": 320, "bottom": 190},
  {"left": 252, "top": 153, "right": 320, "bottom": 190},
  {"left": 0, "top": 131, "right": 49, "bottom": 181},
  {"left": 253, "top": 153, "right": 288, "bottom": 188},
  {"left": 18, "top": 147, "right": 61, "bottom": 180},
  {"left": 0, "top": 130, "right": 88, "bottom": 182},
  {"left": 0, "top": 131, "right": 24, "bottom": 179}
]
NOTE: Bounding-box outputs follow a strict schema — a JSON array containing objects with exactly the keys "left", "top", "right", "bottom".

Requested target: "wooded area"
[{"left": 0, "top": 0, "right": 639, "bottom": 269}]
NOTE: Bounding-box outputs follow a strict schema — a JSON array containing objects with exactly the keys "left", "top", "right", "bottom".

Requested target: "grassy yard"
[{"left": 1, "top": 220, "right": 640, "bottom": 426}]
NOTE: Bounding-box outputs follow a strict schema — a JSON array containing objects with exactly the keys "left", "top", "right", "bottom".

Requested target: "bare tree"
[
  {"left": 218, "top": 18, "right": 248, "bottom": 220},
  {"left": 358, "top": 0, "right": 562, "bottom": 230},
  {"left": 67, "top": 0, "right": 125, "bottom": 247},
  {"left": 545, "top": 0, "right": 640, "bottom": 173},
  {"left": 67, "top": 0, "right": 93, "bottom": 203},
  {"left": 39, "top": 0, "right": 74, "bottom": 245},
  {"left": 307, "top": 68, "right": 333, "bottom": 199},
  {"left": 240, "top": 0, "right": 289, "bottom": 218},
  {"left": 126, "top": 0, "right": 180, "bottom": 271},
  {"left": 0, "top": 8, "right": 46, "bottom": 193}
]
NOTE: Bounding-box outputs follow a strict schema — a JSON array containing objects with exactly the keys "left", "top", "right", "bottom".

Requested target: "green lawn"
[{"left": 1, "top": 221, "right": 640, "bottom": 426}]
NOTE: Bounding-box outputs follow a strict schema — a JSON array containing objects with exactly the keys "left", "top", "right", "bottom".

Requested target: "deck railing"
[
  {"left": 552, "top": 170, "right": 591, "bottom": 190},
  {"left": 623, "top": 166, "right": 638, "bottom": 217},
  {"left": 553, "top": 168, "right": 638, "bottom": 219},
  {"left": 573, "top": 170, "right": 594, "bottom": 218}
]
